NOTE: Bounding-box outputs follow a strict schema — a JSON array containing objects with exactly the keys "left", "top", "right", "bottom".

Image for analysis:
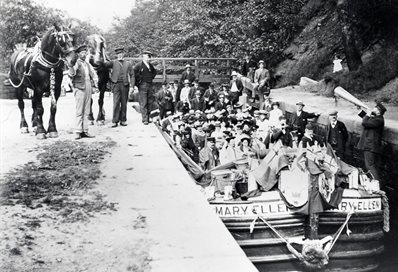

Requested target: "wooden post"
[
  {"left": 162, "top": 60, "right": 166, "bottom": 82},
  {"left": 307, "top": 172, "right": 319, "bottom": 239},
  {"left": 194, "top": 59, "right": 199, "bottom": 81}
]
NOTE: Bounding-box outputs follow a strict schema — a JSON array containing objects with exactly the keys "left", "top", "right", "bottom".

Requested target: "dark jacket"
[
  {"left": 202, "top": 89, "right": 217, "bottom": 109},
  {"left": 241, "top": 60, "right": 256, "bottom": 76},
  {"left": 104, "top": 59, "right": 134, "bottom": 86},
  {"left": 134, "top": 61, "right": 157, "bottom": 85},
  {"left": 190, "top": 97, "right": 206, "bottom": 112},
  {"left": 289, "top": 111, "right": 318, "bottom": 134},
  {"left": 325, "top": 120, "right": 348, "bottom": 154},
  {"left": 157, "top": 89, "right": 174, "bottom": 110},
  {"left": 271, "top": 129, "right": 293, "bottom": 147},
  {"left": 357, "top": 115, "right": 384, "bottom": 153},
  {"left": 180, "top": 71, "right": 196, "bottom": 84},
  {"left": 229, "top": 79, "right": 243, "bottom": 93}
]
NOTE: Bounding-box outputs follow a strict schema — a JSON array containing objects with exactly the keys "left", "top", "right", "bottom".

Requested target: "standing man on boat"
[
  {"left": 134, "top": 50, "right": 157, "bottom": 125},
  {"left": 289, "top": 101, "right": 320, "bottom": 142},
  {"left": 68, "top": 44, "right": 98, "bottom": 140},
  {"left": 199, "top": 137, "right": 219, "bottom": 170},
  {"left": 357, "top": 102, "right": 386, "bottom": 181},
  {"left": 104, "top": 47, "right": 135, "bottom": 127},
  {"left": 325, "top": 110, "right": 348, "bottom": 160}
]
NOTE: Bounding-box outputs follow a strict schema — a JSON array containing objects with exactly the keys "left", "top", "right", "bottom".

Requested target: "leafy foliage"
[
  {"left": 0, "top": 0, "right": 99, "bottom": 71},
  {"left": 105, "top": 0, "right": 307, "bottom": 64}
]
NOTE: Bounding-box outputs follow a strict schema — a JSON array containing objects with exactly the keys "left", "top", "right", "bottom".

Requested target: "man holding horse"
[
  {"left": 104, "top": 47, "right": 135, "bottom": 127},
  {"left": 68, "top": 44, "right": 98, "bottom": 140}
]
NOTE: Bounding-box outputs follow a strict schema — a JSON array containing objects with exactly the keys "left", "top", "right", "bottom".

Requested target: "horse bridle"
[{"left": 42, "top": 28, "right": 75, "bottom": 67}]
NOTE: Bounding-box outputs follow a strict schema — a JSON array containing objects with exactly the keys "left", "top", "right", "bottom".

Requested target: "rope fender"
[{"left": 249, "top": 210, "right": 354, "bottom": 270}]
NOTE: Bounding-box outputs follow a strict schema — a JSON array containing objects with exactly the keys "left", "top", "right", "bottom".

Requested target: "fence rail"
[{"left": 126, "top": 57, "right": 238, "bottom": 83}]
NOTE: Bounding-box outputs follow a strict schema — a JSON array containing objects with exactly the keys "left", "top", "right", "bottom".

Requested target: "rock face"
[{"left": 273, "top": 0, "right": 398, "bottom": 105}]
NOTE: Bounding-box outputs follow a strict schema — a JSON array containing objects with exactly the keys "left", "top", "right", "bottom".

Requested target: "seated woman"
[{"left": 235, "top": 135, "right": 256, "bottom": 159}]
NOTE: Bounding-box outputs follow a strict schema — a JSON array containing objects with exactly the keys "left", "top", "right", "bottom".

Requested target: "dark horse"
[
  {"left": 86, "top": 34, "right": 110, "bottom": 125},
  {"left": 9, "top": 24, "right": 76, "bottom": 139}
]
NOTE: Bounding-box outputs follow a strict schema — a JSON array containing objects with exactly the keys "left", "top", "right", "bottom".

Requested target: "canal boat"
[{"left": 158, "top": 126, "right": 388, "bottom": 272}]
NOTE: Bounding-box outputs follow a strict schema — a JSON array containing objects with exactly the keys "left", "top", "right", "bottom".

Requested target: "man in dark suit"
[
  {"left": 357, "top": 102, "right": 386, "bottom": 180},
  {"left": 325, "top": 110, "right": 348, "bottom": 160},
  {"left": 156, "top": 82, "right": 174, "bottom": 120},
  {"left": 241, "top": 54, "right": 256, "bottom": 81},
  {"left": 229, "top": 71, "right": 243, "bottom": 105},
  {"left": 134, "top": 50, "right": 157, "bottom": 125},
  {"left": 180, "top": 64, "right": 196, "bottom": 85},
  {"left": 289, "top": 101, "right": 319, "bottom": 141},
  {"left": 190, "top": 89, "right": 205, "bottom": 112},
  {"left": 271, "top": 116, "right": 293, "bottom": 147},
  {"left": 104, "top": 47, "right": 135, "bottom": 127},
  {"left": 203, "top": 83, "right": 218, "bottom": 110}
]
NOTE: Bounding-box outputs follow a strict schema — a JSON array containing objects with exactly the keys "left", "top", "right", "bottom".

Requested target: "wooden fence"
[{"left": 126, "top": 57, "right": 238, "bottom": 84}]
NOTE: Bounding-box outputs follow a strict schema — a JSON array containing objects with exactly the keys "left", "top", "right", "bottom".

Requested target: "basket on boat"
[
  {"left": 211, "top": 169, "right": 236, "bottom": 193},
  {"left": 234, "top": 158, "right": 249, "bottom": 171}
]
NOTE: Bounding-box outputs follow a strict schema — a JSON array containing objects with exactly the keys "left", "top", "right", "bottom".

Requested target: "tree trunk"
[{"left": 337, "top": 0, "right": 363, "bottom": 71}]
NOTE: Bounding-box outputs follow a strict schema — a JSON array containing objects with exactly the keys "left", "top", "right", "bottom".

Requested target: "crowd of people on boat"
[
  {"left": 157, "top": 57, "right": 387, "bottom": 183},
  {"left": 67, "top": 45, "right": 387, "bottom": 182}
]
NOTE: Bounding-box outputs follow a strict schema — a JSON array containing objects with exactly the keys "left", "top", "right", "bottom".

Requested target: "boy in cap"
[
  {"left": 134, "top": 50, "right": 157, "bottom": 125},
  {"left": 180, "top": 64, "right": 196, "bottom": 85},
  {"left": 325, "top": 110, "right": 348, "bottom": 159},
  {"left": 104, "top": 47, "right": 135, "bottom": 127},
  {"left": 357, "top": 102, "right": 386, "bottom": 181},
  {"left": 69, "top": 44, "right": 99, "bottom": 139},
  {"left": 289, "top": 101, "right": 320, "bottom": 141}
]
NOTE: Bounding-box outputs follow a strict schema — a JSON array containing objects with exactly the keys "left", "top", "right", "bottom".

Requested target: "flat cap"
[
  {"left": 76, "top": 44, "right": 87, "bottom": 53},
  {"left": 296, "top": 101, "right": 305, "bottom": 106},
  {"left": 376, "top": 102, "right": 387, "bottom": 114},
  {"left": 142, "top": 50, "right": 152, "bottom": 56},
  {"left": 115, "top": 47, "right": 124, "bottom": 53},
  {"left": 328, "top": 110, "right": 338, "bottom": 116}
]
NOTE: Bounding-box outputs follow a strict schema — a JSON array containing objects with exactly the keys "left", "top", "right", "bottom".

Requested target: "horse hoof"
[
  {"left": 32, "top": 126, "right": 37, "bottom": 133},
  {"left": 20, "top": 127, "right": 29, "bottom": 134},
  {"left": 48, "top": 132, "right": 58, "bottom": 138},
  {"left": 36, "top": 133, "right": 47, "bottom": 140},
  {"left": 89, "top": 121, "right": 94, "bottom": 125}
]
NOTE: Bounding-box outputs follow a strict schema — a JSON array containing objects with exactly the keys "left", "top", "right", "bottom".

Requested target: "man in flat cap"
[
  {"left": 104, "top": 47, "right": 135, "bottom": 127},
  {"left": 253, "top": 60, "right": 270, "bottom": 103},
  {"left": 199, "top": 137, "right": 219, "bottom": 170},
  {"left": 68, "top": 44, "right": 99, "bottom": 140},
  {"left": 357, "top": 102, "right": 386, "bottom": 181},
  {"left": 180, "top": 64, "right": 196, "bottom": 85},
  {"left": 289, "top": 101, "right": 319, "bottom": 142},
  {"left": 325, "top": 110, "right": 348, "bottom": 160},
  {"left": 134, "top": 50, "right": 157, "bottom": 125}
]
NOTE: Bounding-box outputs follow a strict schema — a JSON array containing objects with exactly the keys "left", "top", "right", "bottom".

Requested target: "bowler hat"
[
  {"left": 258, "top": 60, "right": 264, "bottom": 64},
  {"left": 183, "top": 79, "right": 190, "bottom": 84},
  {"left": 185, "top": 64, "right": 191, "bottom": 68},
  {"left": 115, "top": 47, "right": 124, "bottom": 53},
  {"left": 376, "top": 102, "right": 387, "bottom": 114},
  {"left": 231, "top": 71, "right": 238, "bottom": 76},
  {"left": 76, "top": 44, "right": 87, "bottom": 53}
]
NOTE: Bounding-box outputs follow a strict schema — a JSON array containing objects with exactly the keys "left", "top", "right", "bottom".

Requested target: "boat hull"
[{"left": 211, "top": 200, "right": 384, "bottom": 272}]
